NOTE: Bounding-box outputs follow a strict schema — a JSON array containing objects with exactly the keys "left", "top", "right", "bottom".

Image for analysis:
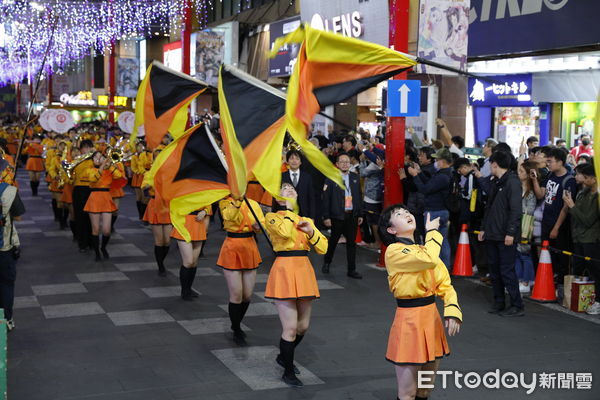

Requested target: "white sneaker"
[
  {"left": 6, "top": 319, "right": 15, "bottom": 331},
  {"left": 519, "top": 283, "right": 531, "bottom": 294},
  {"left": 586, "top": 302, "right": 600, "bottom": 315}
]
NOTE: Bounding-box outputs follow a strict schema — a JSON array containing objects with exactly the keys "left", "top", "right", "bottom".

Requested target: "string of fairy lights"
[{"left": 0, "top": 0, "right": 214, "bottom": 86}]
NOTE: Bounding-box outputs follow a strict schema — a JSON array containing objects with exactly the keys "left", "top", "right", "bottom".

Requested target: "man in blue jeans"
[{"left": 407, "top": 148, "right": 453, "bottom": 268}]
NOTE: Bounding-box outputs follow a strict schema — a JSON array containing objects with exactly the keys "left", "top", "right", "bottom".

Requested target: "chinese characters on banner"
[{"left": 417, "top": 0, "right": 470, "bottom": 75}]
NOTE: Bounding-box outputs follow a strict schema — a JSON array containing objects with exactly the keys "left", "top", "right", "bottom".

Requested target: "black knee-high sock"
[
  {"left": 229, "top": 302, "right": 243, "bottom": 332},
  {"left": 161, "top": 245, "right": 170, "bottom": 263},
  {"left": 154, "top": 246, "right": 165, "bottom": 271},
  {"left": 101, "top": 235, "right": 110, "bottom": 250},
  {"left": 179, "top": 266, "right": 187, "bottom": 296},
  {"left": 61, "top": 208, "right": 69, "bottom": 227},
  {"left": 140, "top": 202, "right": 148, "bottom": 219},
  {"left": 111, "top": 215, "right": 117, "bottom": 231},
  {"left": 30, "top": 181, "right": 37, "bottom": 196},
  {"left": 136, "top": 201, "right": 143, "bottom": 219},
  {"left": 279, "top": 338, "right": 296, "bottom": 376},
  {"left": 70, "top": 219, "right": 77, "bottom": 239},
  {"left": 240, "top": 301, "right": 250, "bottom": 319},
  {"left": 415, "top": 396, "right": 428, "bottom": 400},
  {"left": 91, "top": 235, "right": 100, "bottom": 259},
  {"left": 294, "top": 334, "right": 304, "bottom": 348},
  {"left": 188, "top": 267, "right": 197, "bottom": 293},
  {"left": 33, "top": 181, "right": 40, "bottom": 196},
  {"left": 51, "top": 198, "right": 58, "bottom": 221}
]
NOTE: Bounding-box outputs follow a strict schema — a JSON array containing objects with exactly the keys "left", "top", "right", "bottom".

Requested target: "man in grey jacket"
[{"left": 478, "top": 150, "right": 524, "bottom": 317}]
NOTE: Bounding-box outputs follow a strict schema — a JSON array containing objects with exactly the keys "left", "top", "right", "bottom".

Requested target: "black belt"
[
  {"left": 276, "top": 250, "right": 308, "bottom": 257},
  {"left": 90, "top": 188, "right": 109, "bottom": 192},
  {"left": 30, "top": 155, "right": 42, "bottom": 158},
  {"left": 248, "top": 180, "right": 259, "bottom": 185},
  {"left": 396, "top": 295, "right": 435, "bottom": 308},
  {"left": 227, "top": 232, "right": 255, "bottom": 238}
]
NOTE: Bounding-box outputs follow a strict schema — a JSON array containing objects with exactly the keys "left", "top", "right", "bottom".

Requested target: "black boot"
[
  {"left": 101, "top": 235, "right": 110, "bottom": 259},
  {"left": 60, "top": 208, "right": 69, "bottom": 230},
  {"left": 91, "top": 235, "right": 101, "bottom": 261},
  {"left": 30, "top": 181, "right": 38, "bottom": 196},
  {"left": 51, "top": 198, "right": 59, "bottom": 221},
  {"left": 155, "top": 246, "right": 167, "bottom": 276},
  {"left": 70, "top": 220, "right": 77, "bottom": 241},
  {"left": 294, "top": 334, "right": 304, "bottom": 348},
  {"left": 188, "top": 267, "right": 198, "bottom": 297},
  {"left": 111, "top": 215, "right": 117, "bottom": 233},
  {"left": 136, "top": 201, "right": 143, "bottom": 220},
  {"left": 280, "top": 338, "right": 302, "bottom": 387},
  {"left": 33, "top": 181, "right": 40, "bottom": 196},
  {"left": 415, "top": 397, "right": 428, "bottom": 400},
  {"left": 229, "top": 302, "right": 246, "bottom": 345},
  {"left": 180, "top": 266, "right": 194, "bottom": 301},
  {"left": 277, "top": 333, "right": 303, "bottom": 374}
]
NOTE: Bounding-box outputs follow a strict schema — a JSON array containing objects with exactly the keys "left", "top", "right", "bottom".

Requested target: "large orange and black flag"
[
  {"left": 268, "top": 24, "right": 417, "bottom": 178},
  {"left": 133, "top": 61, "right": 209, "bottom": 150},
  {"left": 145, "top": 123, "right": 230, "bottom": 241},
  {"left": 218, "top": 65, "right": 288, "bottom": 199}
]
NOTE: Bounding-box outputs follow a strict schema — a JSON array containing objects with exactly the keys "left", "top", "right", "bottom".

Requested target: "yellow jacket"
[
  {"left": 219, "top": 197, "right": 265, "bottom": 233},
  {"left": 265, "top": 210, "right": 328, "bottom": 254},
  {"left": 385, "top": 230, "right": 462, "bottom": 322},
  {"left": 73, "top": 159, "right": 95, "bottom": 186},
  {"left": 131, "top": 152, "right": 153, "bottom": 175},
  {"left": 47, "top": 155, "right": 62, "bottom": 180}
]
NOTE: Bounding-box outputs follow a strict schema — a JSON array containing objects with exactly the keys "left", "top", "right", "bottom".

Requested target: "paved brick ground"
[{"left": 8, "top": 172, "right": 600, "bottom": 400}]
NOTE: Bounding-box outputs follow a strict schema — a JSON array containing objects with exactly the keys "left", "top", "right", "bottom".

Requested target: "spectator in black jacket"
[
  {"left": 322, "top": 153, "right": 364, "bottom": 279},
  {"left": 278, "top": 150, "right": 315, "bottom": 220},
  {"left": 478, "top": 151, "right": 524, "bottom": 317},
  {"left": 406, "top": 148, "right": 453, "bottom": 268}
]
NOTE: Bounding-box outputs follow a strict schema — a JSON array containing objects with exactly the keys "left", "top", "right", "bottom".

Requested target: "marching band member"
[
  {"left": 172, "top": 206, "right": 212, "bottom": 300},
  {"left": 264, "top": 183, "right": 327, "bottom": 387},
  {"left": 24, "top": 134, "right": 45, "bottom": 196},
  {"left": 130, "top": 142, "right": 152, "bottom": 221},
  {"left": 83, "top": 150, "right": 123, "bottom": 261},
  {"left": 217, "top": 195, "right": 264, "bottom": 345},
  {"left": 72, "top": 140, "right": 96, "bottom": 252},
  {"left": 378, "top": 206, "right": 462, "bottom": 400}
]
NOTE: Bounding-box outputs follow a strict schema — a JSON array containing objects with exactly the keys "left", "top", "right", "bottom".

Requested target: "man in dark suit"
[
  {"left": 279, "top": 149, "right": 315, "bottom": 220},
  {"left": 322, "top": 153, "right": 363, "bottom": 279}
]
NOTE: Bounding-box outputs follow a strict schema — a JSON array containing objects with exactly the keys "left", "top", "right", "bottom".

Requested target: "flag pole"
[
  {"left": 202, "top": 123, "right": 274, "bottom": 251},
  {"left": 243, "top": 196, "right": 274, "bottom": 251}
]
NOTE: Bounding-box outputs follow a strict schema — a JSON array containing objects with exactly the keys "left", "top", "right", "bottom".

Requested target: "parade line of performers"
[{"left": 1, "top": 128, "right": 462, "bottom": 398}]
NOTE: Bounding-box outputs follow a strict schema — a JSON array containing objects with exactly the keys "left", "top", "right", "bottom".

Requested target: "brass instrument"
[
  {"left": 63, "top": 152, "right": 94, "bottom": 181},
  {"left": 57, "top": 149, "right": 68, "bottom": 189}
]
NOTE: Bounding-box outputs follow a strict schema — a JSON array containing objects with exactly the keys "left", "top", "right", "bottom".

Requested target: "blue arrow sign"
[{"left": 387, "top": 80, "right": 421, "bottom": 117}]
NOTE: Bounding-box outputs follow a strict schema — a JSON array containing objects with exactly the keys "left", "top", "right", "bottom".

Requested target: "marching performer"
[
  {"left": 24, "top": 134, "right": 45, "bottom": 196},
  {"left": 378, "top": 206, "right": 462, "bottom": 400},
  {"left": 264, "top": 183, "right": 327, "bottom": 387},
  {"left": 142, "top": 147, "right": 172, "bottom": 276},
  {"left": 130, "top": 141, "right": 152, "bottom": 220},
  {"left": 72, "top": 140, "right": 95, "bottom": 252},
  {"left": 83, "top": 151, "right": 123, "bottom": 261},
  {"left": 172, "top": 206, "right": 212, "bottom": 300},
  {"left": 108, "top": 144, "right": 127, "bottom": 232},
  {"left": 216, "top": 195, "right": 264, "bottom": 345},
  {"left": 47, "top": 140, "right": 69, "bottom": 229}
]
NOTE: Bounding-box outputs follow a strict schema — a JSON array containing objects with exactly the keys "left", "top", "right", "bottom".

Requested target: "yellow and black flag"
[
  {"left": 133, "top": 61, "right": 209, "bottom": 150},
  {"left": 218, "top": 65, "right": 288, "bottom": 199},
  {"left": 145, "top": 123, "right": 230, "bottom": 242},
  {"left": 269, "top": 23, "right": 417, "bottom": 141}
]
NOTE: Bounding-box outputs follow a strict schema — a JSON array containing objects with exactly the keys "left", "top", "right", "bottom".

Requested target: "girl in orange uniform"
[
  {"left": 24, "top": 135, "right": 44, "bottom": 196},
  {"left": 61, "top": 146, "right": 78, "bottom": 240},
  {"left": 130, "top": 142, "right": 152, "bottom": 220},
  {"left": 264, "top": 183, "right": 327, "bottom": 387},
  {"left": 379, "top": 206, "right": 462, "bottom": 400},
  {"left": 217, "top": 195, "right": 264, "bottom": 345},
  {"left": 109, "top": 160, "right": 126, "bottom": 232},
  {"left": 172, "top": 206, "right": 212, "bottom": 300},
  {"left": 83, "top": 151, "right": 123, "bottom": 261},
  {"left": 47, "top": 141, "right": 69, "bottom": 229}
]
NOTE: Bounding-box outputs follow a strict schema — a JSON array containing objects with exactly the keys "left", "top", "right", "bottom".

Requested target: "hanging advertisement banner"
[
  {"left": 468, "top": 73, "right": 533, "bottom": 106},
  {"left": 268, "top": 17, "right": 302, "bottom": 77},
  {"left": 417, "top": 0, "right": 470, "bottom": 75},
  {"left": 117, "top": 58, "right": 140, "bottom": 98},
  {"left": 191, "top": 30, "right": 225, "bottom": 87}
]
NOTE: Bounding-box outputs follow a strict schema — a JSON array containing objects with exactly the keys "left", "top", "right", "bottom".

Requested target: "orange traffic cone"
[
  {"left": 530, "top": 240, "right": 556, "bottom": 302},
  {"left": 452, "top": 224, "right": 473, "bottom": 276},
  {"left": 355, "top": 226, "right": 363, "bottom": 244}
]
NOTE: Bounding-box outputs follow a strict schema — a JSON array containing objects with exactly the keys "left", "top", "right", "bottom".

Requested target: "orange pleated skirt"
[
  {"left": 264, "top": 256, "right": 320, "bottom": 300},
  {"left": 25, "top": 157, "right": 44, "bottom": 172},
  {"left": 216, "top": 236, "right": 261, "bottom": 270},
  {"left": 60, "top": 183, "right": 73, "bottom": 204},
  {"left": 171, "top": 214, "right": 207, "bottom": 241},
  {"left": 110, "top": 187, "right": 125, "bottom": 198},
  {"left": 386, "top": 302, "right": 450, "bottom": 365},
  {"left": 84, "top": 191, "right": 117, "bottom": 213},
  {"left": 143, "top": 198, "right": 171, "bottom": 225},
  {"left": 49, "top": 180, "right": 62, "bottom": 193},
  {"left": 131, "top": 173, "right": 144, "bottom": 188}
]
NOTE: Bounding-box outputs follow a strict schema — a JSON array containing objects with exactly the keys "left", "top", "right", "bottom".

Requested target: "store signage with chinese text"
[
  {"left": 98, "top": 96, "right": 128, "bottom": 107},
  {"left": 468, "top": 74, "right": 533, "bottom": 106}
]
